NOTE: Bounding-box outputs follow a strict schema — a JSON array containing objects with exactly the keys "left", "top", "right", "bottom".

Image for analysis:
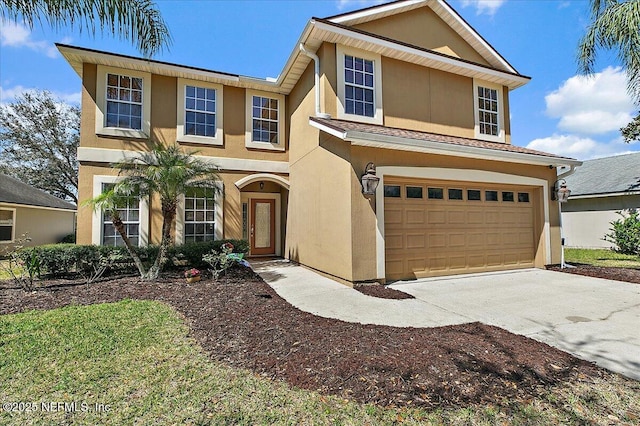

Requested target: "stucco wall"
[
  {"left": 353, "top": 7, "right": 491, "bottom": 65},
  {"left": 562, "top": 194, "right": 640, "bottom": 248},
  {"left": 0, "top": 203, "right": 75, "bottom": 250}
]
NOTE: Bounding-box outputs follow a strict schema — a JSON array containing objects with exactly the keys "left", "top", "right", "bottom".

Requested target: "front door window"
[{"left": 250, "top": 199, "right": 275, "bottom": 255}]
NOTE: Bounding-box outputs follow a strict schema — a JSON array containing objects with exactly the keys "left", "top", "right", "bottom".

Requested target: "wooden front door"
[{"left": 250, "top": 199, "right": 276, "bottom": 256}]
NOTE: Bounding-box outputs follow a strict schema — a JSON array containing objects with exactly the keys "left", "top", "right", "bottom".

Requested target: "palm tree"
[
  {"left": 0, "top": 0, "right": 171, "bottom": 57},
  {"left": 83, "top": 186, "right": 148, "bottom": 278},
  {"left": 578, "top": 0, "right": 640, "bottom": 103},
  {"left": 115, "top": 143, "right": 220, "bottom": 279}
]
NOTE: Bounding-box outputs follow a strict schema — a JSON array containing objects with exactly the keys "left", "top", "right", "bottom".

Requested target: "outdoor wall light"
[
  {"left": 552, "top": 179, "right": 571, "bottom": 203},
  {"left": 361, "top": 162, "right": 380, "bottom": 196}
]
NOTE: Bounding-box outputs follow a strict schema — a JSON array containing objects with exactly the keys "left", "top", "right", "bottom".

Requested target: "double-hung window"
[
  {"left": 337, "top": 45, "right": 382, "bottom": 124},
  {"left": 106, "top": 73, "right": 143, "bottom": 130},
  {"left": 96, "top": 65, "right": 150, "bottom": 138},
  {"left": 184, "top": 187, "right": 216, "bottom": 242},
  {"left": 177, "top": 79, "right": 223, "bottom": 145},
  {"left": 0, "top": 209, "right": 15, "bottom": 242},
  {"left": 245, "top": 90, "right": 285, "bottom": 151},
  {"left": 101, "top": 183, "right": 140, "bottom": 247},
  {"left": 473, "top": 80, "right": 504, "bottom": 142}
]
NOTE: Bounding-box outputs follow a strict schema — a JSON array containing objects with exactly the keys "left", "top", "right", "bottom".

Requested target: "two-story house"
[{"left": 60, "top": 0, "right": 580, "bottom": 283}]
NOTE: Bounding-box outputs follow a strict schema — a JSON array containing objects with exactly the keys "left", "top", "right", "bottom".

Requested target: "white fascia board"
[
  {"left": 311, "top": 20, "right": 529, "bottom": 89},
  {"left": 346, "top": 131, "right": 578, "bottom": 167},
  {"left": 569, "top": 191, "right": 640, "bottom": 200},
  {"left": 308, "top": 118, "right": 347, "bottom": 139},
  {"left": 0, "top": 202, "right": 76, "bottom": 212},
  {"left": 77, "top": 147, "right": 289, "bottom": 174},
  {"left": 328, "top": 0, "right": 425, "bottom": 24},
  {"left": 275, "top": 21, "right": 316, "bottom": 87},
  {"left": 433, "top": 0, "right": 516, "bottom": 73}
]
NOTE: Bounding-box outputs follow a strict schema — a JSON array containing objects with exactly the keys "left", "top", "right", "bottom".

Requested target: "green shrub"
[
  {"left": 59, "top": 233, "right": 76, "bottom": 243},
  {"left": 15, "top": 240, "right": 248, "bottom": 277},
  {"left": 604, "top": 210, "right": 640, "bottom": 255}
]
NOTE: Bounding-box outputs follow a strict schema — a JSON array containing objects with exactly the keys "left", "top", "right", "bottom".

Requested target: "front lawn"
[
  {"left": 565, "top": 248, "right": 640, "bottom": 269},
  {"left": 1, "top": 270, "right": 639, "bottom": 425}
]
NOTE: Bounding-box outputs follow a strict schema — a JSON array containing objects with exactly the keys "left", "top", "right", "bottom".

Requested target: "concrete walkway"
[{"left": 251, "top": 259, "right": 640, "bottom": 381}]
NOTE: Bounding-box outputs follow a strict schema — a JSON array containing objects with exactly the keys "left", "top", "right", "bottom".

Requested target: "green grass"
[
  {"left": 1, "top": 301, "right": 638, "bottom": 425},
  {"left": 565, "top": 248, "right": 640, "bottom": 269}
]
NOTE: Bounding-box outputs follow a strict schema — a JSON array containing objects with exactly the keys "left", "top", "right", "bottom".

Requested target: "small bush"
[
  {"left": 168, "top": 240, "right": 248, "bottom": 269},
  {"left": 59, "top": 233, "right": 76, "bottom": 244},
  {"left": 604, "top": 210, "right": 640, "bottom": 255}
]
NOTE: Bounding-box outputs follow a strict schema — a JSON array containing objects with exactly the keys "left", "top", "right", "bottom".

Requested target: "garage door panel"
[{"left": 384, "top": 179, "right": 536, "bottom": 280}]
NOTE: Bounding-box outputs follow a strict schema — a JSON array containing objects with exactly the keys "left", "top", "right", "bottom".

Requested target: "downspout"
[
  {"left": 556, "top": 164, "right": 578, "bottom": 268},
  {"left": 299, "top": 43, "right": 331, "bottom": 119}
]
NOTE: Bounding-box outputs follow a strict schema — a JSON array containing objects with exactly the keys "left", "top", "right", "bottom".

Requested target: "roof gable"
[
  {"left": 325, "top": 0, "right": 517, "bottom": 74},
  {"left": 0, "top": 174, "right": 76, "bottom": 210}
]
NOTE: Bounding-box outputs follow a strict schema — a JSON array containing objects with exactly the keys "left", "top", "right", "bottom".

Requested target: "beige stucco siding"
[
  {"left": 79, "top": 63, "right": 288, "bottom": 162},
  {"left": 562, "top": 194, "right": 640, "bottom": 248},
  {"left": 353, "top": 7, "right": 491, "bottom": 66},
  {"left": 0, "top": 203, "right": 75, "bottom": 249}
]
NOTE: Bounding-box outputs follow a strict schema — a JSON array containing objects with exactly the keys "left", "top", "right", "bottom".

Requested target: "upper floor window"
[
  {"left": 185, "top": 86, "right": 217, "bottom": 137},
  {"left": 245, "top": 89, "right": 285, "bottom": 151},
  {"left": 96, "top": 65, "right": 150, "bottom": 139},
  {"left": 344, "top": 55, "right": 375, "bottom": 117},
  {"left": 473, "top": 80, "right": 504, "bottom": 142},
  {"left": 106, "top": 73, "right": 143, "bottom": 130},
  {"left": 177, "top": 79, "right": 224, "bottom": 145},
  {"left": 0, "top": 209, "right": 15, "bottom": 242},
  {"left": 477, "top": 86, "right": 498, "bottom": 136},
  {"left": 337, "top": 45, "right": 383, "bottom": 125},
  {"left": 252, "top": 96, "right": 279, "bottom": 143}
]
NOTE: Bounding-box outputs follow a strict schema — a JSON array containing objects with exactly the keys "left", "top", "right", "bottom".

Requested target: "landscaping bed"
[
  {"left": 548, "top": 264, "right": 640, "bottom": 285},
  {"left": 353, "top": 283, "right": 415, "bottom": 299},
  {"left": 0, "top": 266, "right": 616, "bottom": 411}
]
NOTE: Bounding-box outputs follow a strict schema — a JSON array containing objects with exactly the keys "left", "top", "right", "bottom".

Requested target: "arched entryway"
[{"left": 235, "top": 174, "right": 289, "bottom": 257}]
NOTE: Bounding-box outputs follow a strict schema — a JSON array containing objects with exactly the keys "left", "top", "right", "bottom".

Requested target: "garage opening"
[{"left": 384, "top": 177, "right": 537, "bottom": 280}]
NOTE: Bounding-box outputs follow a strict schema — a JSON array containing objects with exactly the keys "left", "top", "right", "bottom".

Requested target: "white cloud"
[
  {"left": 0, "top": 21, "right": 60, "bottom": 58},
  {"left": 0, "top": 85, "right": 81, "bottom": 105},
  {"left": 527, "top": 134, "right": 636, "bottom": 160},
  {"left": 545, "top": 67, "right": 635, "bottom": 135},
  {"left": 461, "top": 0, "right": 506, "bottom": 16}
]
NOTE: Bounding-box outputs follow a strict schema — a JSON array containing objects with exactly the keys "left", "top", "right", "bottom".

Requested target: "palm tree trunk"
[
  {"left": 145, "top": 203, "right": 176, "bottom": 280},
  {"left": 112, "top": 214, "right": 147, "bottom": 278}
]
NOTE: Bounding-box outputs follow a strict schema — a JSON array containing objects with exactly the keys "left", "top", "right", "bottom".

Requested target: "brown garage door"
[{"left": 384, "top": 178, "right": 536, "bottom": 280}]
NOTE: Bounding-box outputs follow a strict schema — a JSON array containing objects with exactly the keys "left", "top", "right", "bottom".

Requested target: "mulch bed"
[
  {"left": 353, "top": 283, "right": 415, "bottom": 300},
  {"left": 547, "top": 264, "right": 640, "bottom": 285},
  {"left": 0, "top": 266, "right": 610, "bottom": 410}
]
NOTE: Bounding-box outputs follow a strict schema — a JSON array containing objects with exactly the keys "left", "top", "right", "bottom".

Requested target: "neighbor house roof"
[
  {"left": 564, "top": 152, "right": 640, "bottom": 198},
  {"left": 0, "top": 174, "right": 76, "bottom": 211},
  {"left": 309, "top": 117, "right": 580, "bottom": 167}
]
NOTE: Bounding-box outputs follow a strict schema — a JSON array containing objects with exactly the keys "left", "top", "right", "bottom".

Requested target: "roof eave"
[{"left": 309, "top": 118, "right": 581, "bottom": 168}]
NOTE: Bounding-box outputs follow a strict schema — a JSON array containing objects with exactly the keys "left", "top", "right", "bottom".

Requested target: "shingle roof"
[
  {"left": 310, "top": 117, "right": 575, "bottom": 161},
  {"left": 564, "top": 152, "right": 640, "bottom": 197},
  {"left": 0, "top": 174, "right": 76, "bottom": 210}
]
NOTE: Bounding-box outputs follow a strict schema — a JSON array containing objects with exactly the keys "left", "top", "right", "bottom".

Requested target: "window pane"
[
  {"left": 467, "top": 190, "right": 481, "bottom": 201},
  {"left": 428, "top": 188, "right": 444, "bottom": 199},
  {"left": 384, "top": 185, "right": 400, "bottom": 198},
  {"left": 502, "top": 191, "right": 514, "bottom": 202},
  {"left": 406, "top": 186, "right": 423, "bottom": 199},
  {"left": 485, "top": 190, "right": 498, "bottom": 201},
  {"left": 518, "top": 192, "right": 530, "bottom": 203},
  {"left": 0, "top": 226, "right": 12, "bottom": 241},
  {"left": 448, "top": 189, "right": 463, "bottom": 200}
]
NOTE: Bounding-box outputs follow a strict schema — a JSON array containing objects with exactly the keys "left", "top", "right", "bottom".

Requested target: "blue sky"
[{"left": 1, "top": 0, "right": 638, "bottom": 160}]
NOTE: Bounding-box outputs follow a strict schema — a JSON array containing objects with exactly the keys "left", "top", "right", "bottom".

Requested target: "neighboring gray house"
[
  {"left": 562, "top": 152, "right": 640, "bottom": 248},
  {"left": 0, "top": 174, "right": 76, "bottom": 249}
]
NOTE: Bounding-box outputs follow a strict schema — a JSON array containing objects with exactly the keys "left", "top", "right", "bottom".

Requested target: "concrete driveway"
[
  {"left": 390, "top": 269, "right": 640, "bottom": 381},
  {"left": 253, "top": 260, "right": 640, "bottom": 381}
]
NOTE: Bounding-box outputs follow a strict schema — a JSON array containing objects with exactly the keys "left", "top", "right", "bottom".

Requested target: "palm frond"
[{"left": 0, "top": 0, "right": 171, "bottom": 57}]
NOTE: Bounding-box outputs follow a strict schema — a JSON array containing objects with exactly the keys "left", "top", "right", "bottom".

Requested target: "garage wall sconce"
[
  {"left": 552, "top": 179, "right": 571, "bottom": 203},
  {"left": 361, "top": 162, "right": 380, "bottom": 196}
]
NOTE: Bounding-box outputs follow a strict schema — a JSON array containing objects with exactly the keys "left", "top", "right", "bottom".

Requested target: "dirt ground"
[
  {"left": 1, "top": 265, "right": 627, "bottom": 410},
  {"left": 547, "top": 264, "right": 640, "bottom": 284}
]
